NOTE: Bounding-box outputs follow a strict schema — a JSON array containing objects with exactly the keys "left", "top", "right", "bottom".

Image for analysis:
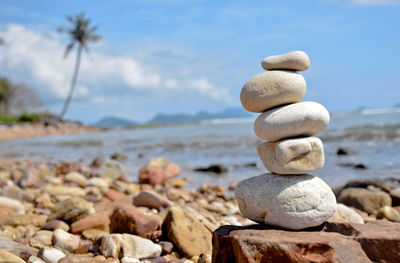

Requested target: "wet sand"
[{"left": 0, "top": 123, "right": 103, "bottom": 141}]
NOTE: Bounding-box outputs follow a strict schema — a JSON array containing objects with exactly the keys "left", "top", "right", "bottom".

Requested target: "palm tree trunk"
[{"left": 59, "top": 45, "right": 82, "bottom": 119}]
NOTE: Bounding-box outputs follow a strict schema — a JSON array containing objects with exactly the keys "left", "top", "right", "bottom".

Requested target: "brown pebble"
[
  {"left": 159, "top": 241, "right": 174, "bottom": 254},
  {"left": 42, "top": 219, "right": 70, "bottom": 232}
]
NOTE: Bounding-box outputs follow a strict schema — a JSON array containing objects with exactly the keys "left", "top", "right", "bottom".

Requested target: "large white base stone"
[{"left": 234, "top": 173, "right": 336, "bottom": 230}]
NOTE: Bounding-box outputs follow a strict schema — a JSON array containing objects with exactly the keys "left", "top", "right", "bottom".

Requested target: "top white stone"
[{"left": 262, "top": 51, "right": 310, "bottom": 71}]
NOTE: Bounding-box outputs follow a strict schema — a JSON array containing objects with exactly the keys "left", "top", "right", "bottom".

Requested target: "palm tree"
[{"left": 58, "top": 12, "right": 101, "bottom": 119}]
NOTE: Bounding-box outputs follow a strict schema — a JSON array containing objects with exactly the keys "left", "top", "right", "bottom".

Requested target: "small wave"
[
  {"left": 321, "top": 123, "right": 400, "bottom": 141},
  {"left": 361, "top": 107, "right": 400, "bottom": 115},
  {"left": 200, "top": 117, "right": 255, "bottom": 125},
  {"left": 56, "top": 140, "right": 104, "bottom": 147}
]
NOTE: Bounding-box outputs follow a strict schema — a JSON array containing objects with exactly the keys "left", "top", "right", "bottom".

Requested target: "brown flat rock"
[
  {"left": 213, "top": 221, "right": 400, "bottom": 263},
  {"left": 323, "top": 221, "right": 400, "bottom": 263}
]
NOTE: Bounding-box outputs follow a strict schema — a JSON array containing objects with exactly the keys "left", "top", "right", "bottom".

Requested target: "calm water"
[{"left": 1, "top": 108, "right": 400, "bottom": 188}]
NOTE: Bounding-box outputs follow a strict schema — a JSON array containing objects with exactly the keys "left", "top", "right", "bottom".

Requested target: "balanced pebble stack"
[{"left": 235, "top": 51, "right": 337, "bottom": 230}]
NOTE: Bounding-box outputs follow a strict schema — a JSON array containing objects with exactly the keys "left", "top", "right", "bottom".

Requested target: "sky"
[{"left": 0, "top": 0, "right": 399, "bottom": 123}]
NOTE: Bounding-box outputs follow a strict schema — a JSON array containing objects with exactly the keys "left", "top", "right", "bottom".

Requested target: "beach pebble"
[
  {"left": 38, "top": 247, "right": 66, "bottom": 263},
  {"left": 2, "top": 183, "right": 35, "bottom": 202},
  {"left": 44, "top": 185, "right": 86, "bottom": 197},
  {"left": 29, "top": 230, "right": 53, "bottom": 248},
  {"left": 110, "top": 204, "right": 161, "bottom": 239},
  {"left": 337, "top": 187, "right": 391, "bottom": 215},
  {"left": 329, "top": 204, "right": 364, "bottom": 224},
  {"left": 121, "top": 257, "right": 140, "bottom": 263},
  {"left": 42, "top": 220, "right": 70, "bottom": 232},
  {"left": 65, "top": 172, "right": 88, "bottom": 187},
  {"left": 28, "top": 256, "right": 46, "bottom": 263},
  {"left": 162, "top": 206, "right": 212, "bottom": 257},
  {"left": 377, "top": 206, "right": 400, "bottom": 222},
  {"left": 58, "top": 255, "right": 104, "bottom": 263},
  {"left": 100, "top": 233, "right": 161, "bottom": 259},
  {"left": 82, "top": 229, "right": 109, "bottom": 241},
  {"left": 87, "top": 177, "right": 110, "bottom": 193},
  {"left": 139, "top": 157, "right": 180, "bottom": 185},
  {"left": 49, "top": 197, "right": 94, "bottom": 222},
  {"left": 2, "top": 214, "right": 47, "bottom": 227},
  {"left": 0, "top": 236, "right": 38, "bottom": 259},
  {"left": 0, "top": 249, "right": 26, "bottom": 263},
  {"left": 257, "top": 137, "right": 325, "bottom": 174},
  {"left": 159, "top": 241, "right": 174, "bottom": 254},
  {"left": 166, "top": 188, "right": 193, "bottom": 202},
  {"left": 105, "top": 189, "right": 127, "bottom": 201},
  {"left": 52, "top": 229, "right": 80, "bottom": 252},
  {"left": 254, "top": 101, "right": 330, "bottom": 142},
  {"left": 234, "top": 173, "right": 336, "bottom": 229},
  {"left": 133, "top": 190, "right": 174, "bottom": 210},
  {"left": 99, "top": 160, "right": 126, "bottom": 180},
  {"left": 261, "top": 51, "right": 310, "bottom": 71},
  {"left": 0, "top": 196, "right": 25, "bottom": 214},
  {"left": 71, "top": 212, "right": 110, "bottom": 233},
  {"left": 240, "top": 70, "right": 306, "bottom": 113}
]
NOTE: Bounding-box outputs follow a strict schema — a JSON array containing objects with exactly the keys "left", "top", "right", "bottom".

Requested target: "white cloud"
[
  {"left": 0, "top": 24, "right": 231, "bottom": 108},
  {"left": 189, "top": 78, "right": 231, "bottom": 101},
  {"left": 164, "top": 78, "right": 178, "bottom": 89},
  {"left": 351, "top": 0, "right": 400, "bottom": 5}
]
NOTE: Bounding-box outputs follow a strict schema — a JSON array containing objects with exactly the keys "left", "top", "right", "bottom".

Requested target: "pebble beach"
[{"left": 0, "top": 154, "right": 400, "bottom": 262}]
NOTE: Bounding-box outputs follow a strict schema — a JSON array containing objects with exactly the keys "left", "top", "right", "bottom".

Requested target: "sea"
[{"left": 1, "top": 107, "right": 400, "bottom": 189}]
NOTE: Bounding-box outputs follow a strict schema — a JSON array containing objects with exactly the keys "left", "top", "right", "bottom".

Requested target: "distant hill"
[
  {"left": 148, "top": 107, "right": 251, "bottom": 124},
  {"left": 95, "top": 116, "right": 137, "bottom": 128}
]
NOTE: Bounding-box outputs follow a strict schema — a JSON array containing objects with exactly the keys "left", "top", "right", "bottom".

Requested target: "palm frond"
[
  {"left": 87, "top": 34, "right": 102, "bottom": 42},
  {"left": 66, "top": 15, "right": 74, "bottom": 24},
  {"left": 64, "top": 43, "right": 74, "bottom": 58},
  {"left": 58, "top": 12, "right": 102, "bottom": 57}
]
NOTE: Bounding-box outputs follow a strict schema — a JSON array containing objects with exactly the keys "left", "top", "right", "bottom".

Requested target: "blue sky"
[{"left": 0, "top": 0, "right": 399, "bottom": 123}]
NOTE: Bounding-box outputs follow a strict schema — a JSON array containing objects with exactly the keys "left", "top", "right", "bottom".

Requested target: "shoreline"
[{"left": 0, "top": 122, "right": 104, "bottom": 142}]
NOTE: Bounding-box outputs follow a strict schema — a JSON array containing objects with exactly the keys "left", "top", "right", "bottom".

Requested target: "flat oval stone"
[
  {"left": 262, "top": 51, "right": 310, "bottom": 71},
  {"left": 254, "top": 101, "right": 330, "bottom": 141},
  {"left": 240, "top": 71, "right": 306, "bottom": 113},
  {"left": 234, "top": 173, "right": 336, "bottom": 229},
  {"left": 257, "top": 137, "right": 325, "bottom": 174}
]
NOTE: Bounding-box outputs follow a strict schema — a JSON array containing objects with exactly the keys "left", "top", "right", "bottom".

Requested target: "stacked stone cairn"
[{"left": 235, "top": 51, "right": 337, "bottom": 230}]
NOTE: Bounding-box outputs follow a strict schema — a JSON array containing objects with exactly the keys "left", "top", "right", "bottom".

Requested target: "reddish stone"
[
  {"left": 212, "top": 224, "right": 371, "bottom": 263},
  {"left": 71, "top": 212, "right": 110, "bottom": 233},
  {"left": 110, "top": 204, "right": 161, "bottom": 239},
  {"left": 104, "top": 190, "right": 126, "bottom": 201},
  {"left": 73, "top": 239, "right": 93, "bottom": 254},
  {"left": 56, "top": 161, "right": 81, "bottom": 175},
  {"left": 138, "top": 157, "right": 180, "bottom": 185},
  {"left": 133, "top": 190, "right": 174, "bottom": 210},
  {"left": 323, "top": 221, "right": 400, "bottom": 263},
  {"left": 213, "top": 221, "right": 400, "bottom": 263},
  {"left": 118, "top": 176, "right": 132, "bottom": 184}
]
